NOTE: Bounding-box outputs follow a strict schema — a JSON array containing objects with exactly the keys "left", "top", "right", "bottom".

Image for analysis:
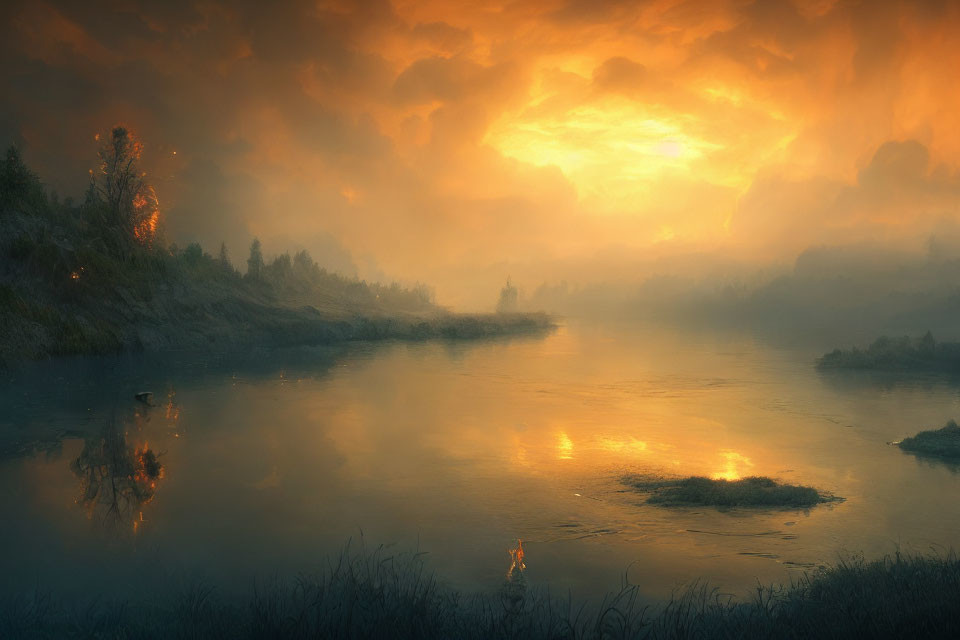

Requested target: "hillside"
[{"left": 0, "top": 142, "right": 551, "bottom": 365}]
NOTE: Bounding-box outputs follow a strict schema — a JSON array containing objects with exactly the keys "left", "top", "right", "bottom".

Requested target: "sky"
[{"left": 2, "top": 0, "right": 960, "bottom": 307}]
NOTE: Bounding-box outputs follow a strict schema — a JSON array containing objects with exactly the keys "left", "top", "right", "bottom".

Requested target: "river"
[{"left": 3, "top": 321, "right": 960, "bottom": 605}]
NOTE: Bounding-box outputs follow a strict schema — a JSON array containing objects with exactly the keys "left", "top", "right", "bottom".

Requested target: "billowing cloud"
[
  {"left": 733, "top": 139, "right": 960, "bottom": 251},
  {"left": 1, "top": 0, "right": 959, "bottom": 307}
]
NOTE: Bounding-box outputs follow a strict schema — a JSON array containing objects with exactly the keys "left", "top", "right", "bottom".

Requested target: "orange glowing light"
[
  {"left": 133, "top": 210, "right": 159, "bottom": 243},
  {"left": 507, "top": 538, "right": 526, "bottom": 578},
  {"left": 711, "top": 451, "right": 753, "bottom": 481},
  {"left": 132, "top": 186, "right": 160, "bottom": 246},
  {"left": 165, "top": 391, "right": 180, "bottom": 423},
  {"left": 557, "top": 431, "right": 573, "bottom": 459},
  {"left": 132, "top": 443, "right": 164, "bottom": 495}
]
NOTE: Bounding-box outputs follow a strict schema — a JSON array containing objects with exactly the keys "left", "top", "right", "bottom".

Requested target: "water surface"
[{"left": 3, "top": 322, "right": 960, "bottom": 604}]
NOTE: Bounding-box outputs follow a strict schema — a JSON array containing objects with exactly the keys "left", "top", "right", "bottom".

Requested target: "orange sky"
[{"left": 3, "top": 0, "right": 960, "bottom": 306}]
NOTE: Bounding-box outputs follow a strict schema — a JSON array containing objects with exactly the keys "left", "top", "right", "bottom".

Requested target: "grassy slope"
[
  {"left": 0, "top": 152, "right": 551, "bottom": 364},
  {"left": 2, "top": 546, "right": 958, "bottom": 639},
  {"left": 626, "top": 475, "right": 838, "bottom": 508}
]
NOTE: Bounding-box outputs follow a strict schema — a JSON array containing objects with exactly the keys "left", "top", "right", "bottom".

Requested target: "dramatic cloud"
[
  {"left": 734, "top": 139, "right": 960, "bottom": 251},
  {"left": 2, "top": 0, "right": 959, "bottom": 306}
]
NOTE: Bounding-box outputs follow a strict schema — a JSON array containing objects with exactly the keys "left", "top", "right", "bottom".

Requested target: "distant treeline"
[
  {"left": 0, "top": 130, "right": 547, "bottom": 363},
  {"left": 521, "top": 245, "right": 960, "bottom": 341},
  {"left": 817, "top": 332, "right": 960, "bottom": 371}
]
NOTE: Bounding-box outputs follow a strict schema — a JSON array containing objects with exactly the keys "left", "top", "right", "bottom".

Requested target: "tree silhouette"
[
  {"left": 496, "top": 278, "right": 519, "bottom": 313},
  {"left": 218, "top": 241, "right": 230, "bottom": 268},
  {"left": 247, "top": 237, "right": 264, "bottom": 279},
  {"left": 0, "top": 146, "right": 37, "bottom": 209}
]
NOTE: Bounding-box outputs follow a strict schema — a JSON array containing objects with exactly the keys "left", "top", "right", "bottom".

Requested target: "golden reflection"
[
  {"left": 711, "top": 450, "right": 753, "bottom": 481},
  {"left": 71, "top": 414, "right": 166, "bottom": 532},
  {"left": 512, "top": 434, "right": 529, "bottom": 468},
  {"left": 506, "top": 538, "right": 526, "bottom": 583},
  {"left": 598, "top": 436, "right": 648, "bottom": 455},
  {"left": 165, "top": 390, "right": 180, "bottom": 422},
  {"left": 557, "top": 431, "right": 574, "bottom": 460},
  {"left": 503, "top": 538, "right": 528, "bottom": 610},
  {"left": 165, "top": 389, "right": 182, "bottom": 437}
]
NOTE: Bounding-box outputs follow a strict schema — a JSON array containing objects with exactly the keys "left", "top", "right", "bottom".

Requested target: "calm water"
[{"left": 3, "top": 322, "right": 960, "bottom": 604}]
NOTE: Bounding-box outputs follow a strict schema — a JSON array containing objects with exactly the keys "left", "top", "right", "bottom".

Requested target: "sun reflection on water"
[
  {"left": 598, "top": 436, "right": 648, "bottom": 455},
  {"left": 711, "top": 450, "right": 753, "bottom": 481},
  {"left": 557, "top": 432, "right": 574, "bottom": 459}
]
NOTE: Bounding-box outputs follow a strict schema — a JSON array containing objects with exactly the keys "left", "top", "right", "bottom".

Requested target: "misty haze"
[{"left": 3, "top": 1, "right": 960, "bottom": 639}]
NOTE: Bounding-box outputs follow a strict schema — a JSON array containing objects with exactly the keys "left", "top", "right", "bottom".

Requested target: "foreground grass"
[
  {"left": 626, "top": 476, "right": 838, "bottom": 508},
  {"left": 2, "top": 545, "right": 959, "bottom": 639},
  {"left": 898, "top": 420, "right": 960, "bottom": 459},
  {"left": 817, "top": 332, "right": 960, "bottom": 372}
]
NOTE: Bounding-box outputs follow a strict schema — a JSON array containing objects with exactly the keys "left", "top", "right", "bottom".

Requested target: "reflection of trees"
[
  {"left": 70, "top": 415, "right": 164, "bottom": 531},
  {"left": 903, "top": 450, "right": 960, "bottom": 475}
]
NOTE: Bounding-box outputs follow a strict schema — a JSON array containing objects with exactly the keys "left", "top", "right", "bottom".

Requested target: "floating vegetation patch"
[{"left": 624, "top": 475, "right": 840, "bottom": 508}]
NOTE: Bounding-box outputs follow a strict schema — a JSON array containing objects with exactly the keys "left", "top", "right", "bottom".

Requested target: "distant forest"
[
  {"left": 817, "top": 332, "right": 960, "bottom": 372},
  {"left": 519, "top": 244, "right": 960, "bottom": 342}
]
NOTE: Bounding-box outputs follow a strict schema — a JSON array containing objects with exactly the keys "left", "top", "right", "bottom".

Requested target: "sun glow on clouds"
[
  {"left": 485, "top": 97, "right": 720, "bottom": 212},
  {"left": 7, "top": 0, "right": 960, "bottom": 299}
]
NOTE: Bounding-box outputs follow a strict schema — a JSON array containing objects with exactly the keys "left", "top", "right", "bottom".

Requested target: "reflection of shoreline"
[
  {"left": 901, "top": 449, "right": 960, "bottom": 474},
  {"left": 816, "top": 366, "right": 960, "bottom": 392},
  {"left": 0, "top": 345, "right": 348, "bottom": 461}
]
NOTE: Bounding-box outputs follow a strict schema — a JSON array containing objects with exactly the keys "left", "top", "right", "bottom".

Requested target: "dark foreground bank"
[{"left": 3, "top": 544, "right": 959, "bottom": 640}]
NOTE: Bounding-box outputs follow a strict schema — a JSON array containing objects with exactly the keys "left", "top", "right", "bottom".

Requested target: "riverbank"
[
  {"left": 0, "top": 147, "right": 553, "bottom": 366},
  {"left": 0, "top": 279, "right": 554, "bottom": 366},
  {"left": 2, "top": 545, "right": 957, "bottom": 639}
]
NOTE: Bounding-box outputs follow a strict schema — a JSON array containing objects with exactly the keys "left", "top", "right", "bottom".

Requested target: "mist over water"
[{"left": 4, "top": 322, "right": 960, "bottom": 605}]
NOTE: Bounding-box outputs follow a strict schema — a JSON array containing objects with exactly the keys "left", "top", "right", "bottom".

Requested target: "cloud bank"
[{"left": 2, "top": 0, "right": 959, "bottom": 307}]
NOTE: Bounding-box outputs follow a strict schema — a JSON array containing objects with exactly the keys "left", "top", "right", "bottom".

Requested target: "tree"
[
  {"left": 182, "top": 242, "right": 203, "bottom": 265},
  {"left": 269, "top": 252, "right": 292, "bottom": 281},
  {"left": 293, "top": 249, "right": 316, "bottom": 278},
  {"left": 92, "top": 126, "right": 159, "bottom": 247},
  {"left": 0, "top": 146, "right": 38, "bottom": 210},
  {"left": 496, "top": 278, "right": 519, "bottom": 313},
  {"left": 218, "top": 242, "right": 230, "bottom": 267},
  {"left": 246, "top": 238, "right": 264, "bottom": 279}
]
